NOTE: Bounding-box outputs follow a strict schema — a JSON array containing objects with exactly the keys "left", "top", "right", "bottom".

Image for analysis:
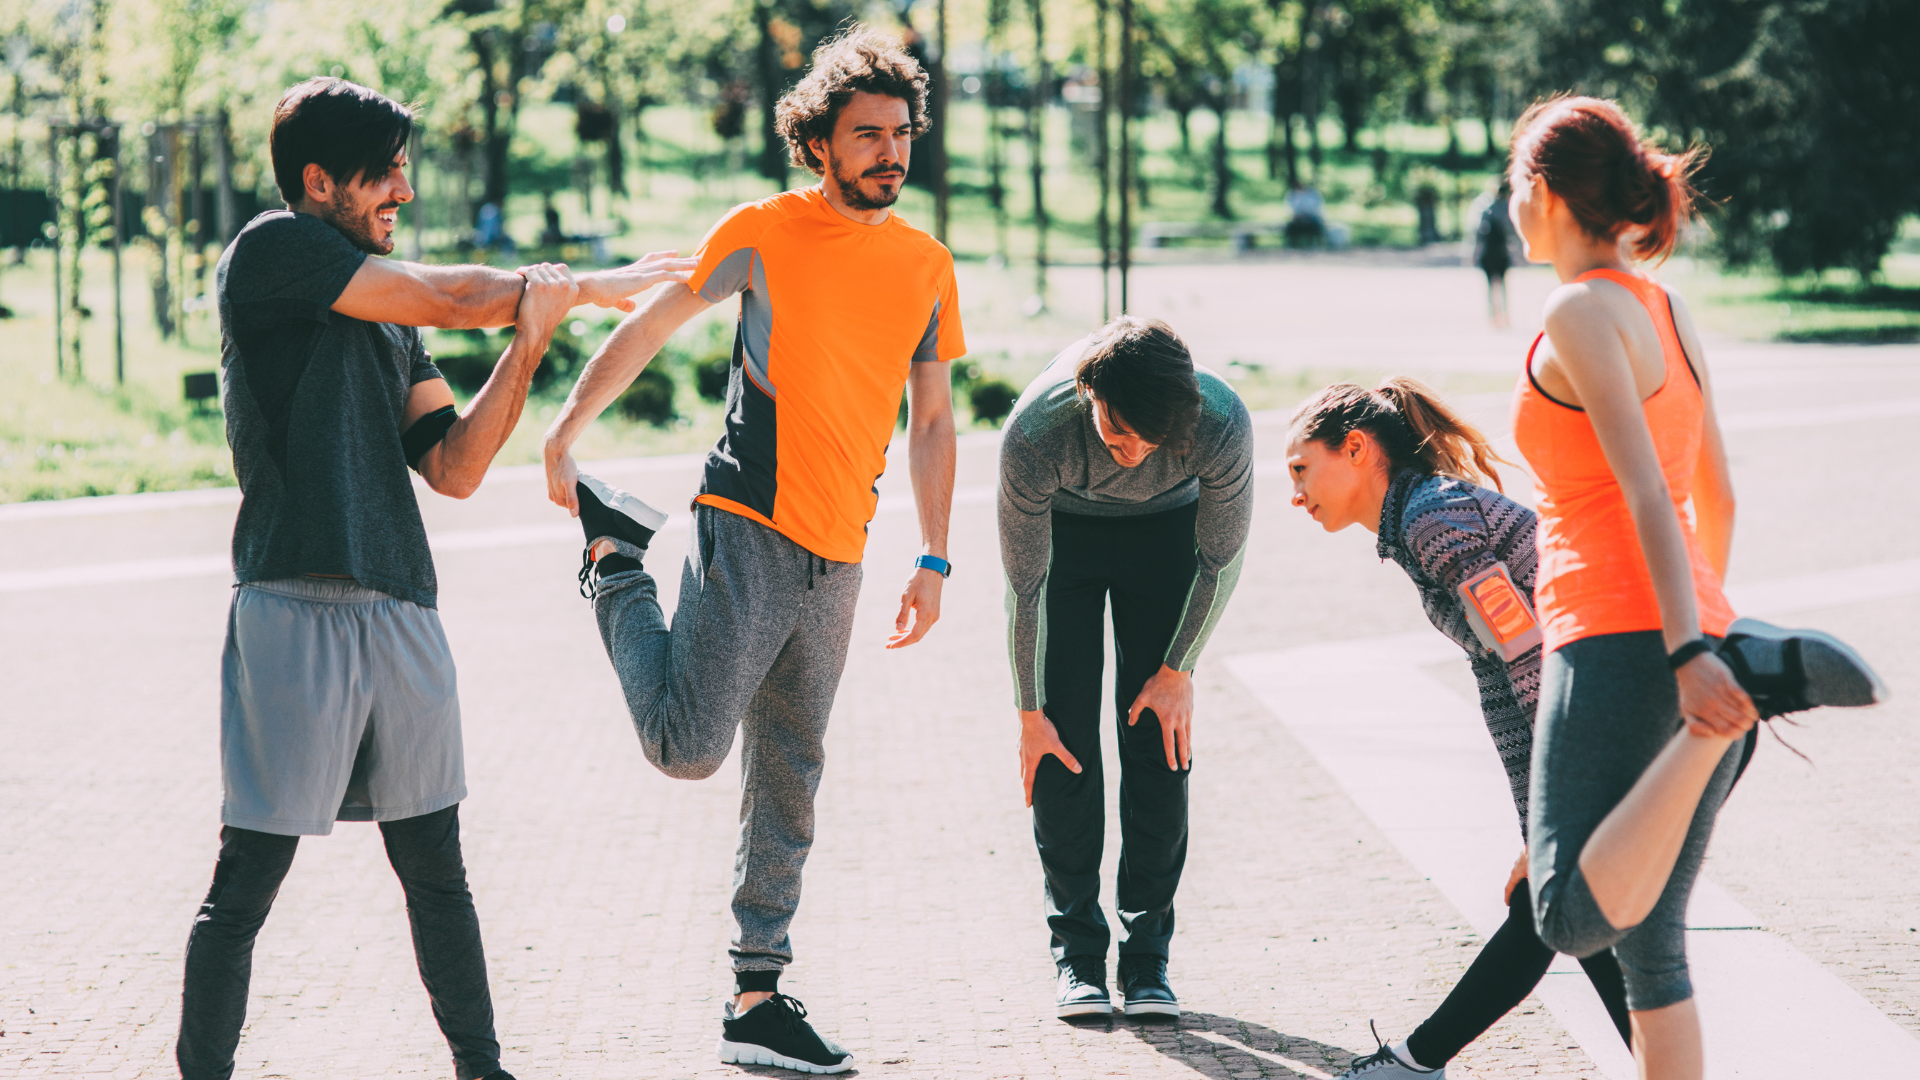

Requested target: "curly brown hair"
[{"left": 775, "top": 26, "right": 929, "bottom": 176}]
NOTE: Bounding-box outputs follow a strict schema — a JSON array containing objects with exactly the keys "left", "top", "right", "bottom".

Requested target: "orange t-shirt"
[
  {"left": 687, "top": 187, "right": 965, "bottom": 563},
  {"left": 1511, "top": 268, "right": 1736, "bottom": 652}
]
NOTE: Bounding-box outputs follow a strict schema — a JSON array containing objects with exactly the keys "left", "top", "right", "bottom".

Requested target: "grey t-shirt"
[
  {"left": 997, "top": 341, "right": 1255, "bottom": 710},
  {"left": 217, "top": 210, "right": 445, "bottom": 608}
]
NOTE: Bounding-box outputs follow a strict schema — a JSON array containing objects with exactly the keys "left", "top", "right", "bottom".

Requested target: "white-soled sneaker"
[
  {"left": 574, "top": 473, "right": 669, "bottom": 598},
  {"left": 1337, "top": 1025, "right": 1443, "bottom": 1079},
  {"left": 717, "top": 994, "right": 854, "bottom": 1074}
]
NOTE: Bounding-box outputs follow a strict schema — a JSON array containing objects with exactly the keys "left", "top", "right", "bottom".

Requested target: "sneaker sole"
[
  {"left": 717, "top": 1038, "right": 854, "bottom": 1074},
  {"left": 1122, "top": 999, "right": 1181, "bottom": 1017},
  {"left": 1727, "top": 617, "right": 1889, "bottom": 706},
  {"left": 1056, "top": 999, "right": 1115, "bottom": 1018},
  {"left": 577, "top": 472, "right": 669, "bottom": 534}
]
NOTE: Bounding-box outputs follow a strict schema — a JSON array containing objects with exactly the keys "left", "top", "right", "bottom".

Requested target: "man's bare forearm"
[
  {"left": 547, "top": 283, "right": 707, "bottom": 452},
  {"left": 432, "top": 329, "right": 550, "bottom": 496},
  {"left": 908, "top": 409, "right": 955, "bottom": 559},
  {"left": 411, "top": 263, "right": 526, "bottom": 329}
]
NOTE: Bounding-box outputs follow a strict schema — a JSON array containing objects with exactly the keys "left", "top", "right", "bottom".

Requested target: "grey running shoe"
[
  {"left": 1719, "top": 617, "right": 1888, "bottom": 719},
  {"left": 1055, "top": 957, "right": 1113, "bottom": 1018},
  {"left": 1338, "top": 1024, "right": 1442, "bottom": 1078}
]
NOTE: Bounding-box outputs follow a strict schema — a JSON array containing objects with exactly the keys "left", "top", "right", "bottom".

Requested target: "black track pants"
[
  {"left": 1031, "top": 503, "right": 1197, "bottom": 965},
  {"left": 176, "top": 805, "right": 501, "bottom": 1080},
  {"left": 1406, "top": 878, "right": 1631, "bottom": 1068}
]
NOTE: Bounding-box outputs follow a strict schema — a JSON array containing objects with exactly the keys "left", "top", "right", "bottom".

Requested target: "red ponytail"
[{"left": 1509, "top": 95, "right": 1705, "bottom": 263}]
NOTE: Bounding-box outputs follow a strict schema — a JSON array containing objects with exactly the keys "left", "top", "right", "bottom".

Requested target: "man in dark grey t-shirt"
[{"left": 178, "top": 78, "right": 692, "bottom": 1080}]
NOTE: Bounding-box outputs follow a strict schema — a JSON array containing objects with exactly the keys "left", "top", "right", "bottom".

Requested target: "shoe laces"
[
  {"left": 1340, "top": 1020, "right": 1402, "bottom": 1076},
  {"left": 577, "top": 547, "right": 598, "bottom": 600},
  {"left": 1065, "top": 957, "right": 1107, "bottom": 987},
  {"left": 766, "top": 993, "right": 812, "bottom": 1028}
]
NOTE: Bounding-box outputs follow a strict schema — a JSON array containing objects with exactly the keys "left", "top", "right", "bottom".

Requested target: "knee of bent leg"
[
  {"left": 1531, "top": 871, "right": 1630, "bottom": 959},
  {"left": 659, "top": 756, "right": 726, "bottom": 781}
]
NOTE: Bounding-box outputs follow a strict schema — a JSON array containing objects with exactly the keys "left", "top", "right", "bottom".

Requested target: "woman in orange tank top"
[{"left": 1505, "top": 97, "right": 1756, "bottom": 1080}]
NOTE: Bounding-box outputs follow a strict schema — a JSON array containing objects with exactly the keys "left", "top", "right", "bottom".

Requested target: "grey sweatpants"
[
  {"left": 1528, "top": 630, "right": 1742, "bottom": 1012},
  {"left": 593, "top": 504, "right": 861, "bottom": 974}
]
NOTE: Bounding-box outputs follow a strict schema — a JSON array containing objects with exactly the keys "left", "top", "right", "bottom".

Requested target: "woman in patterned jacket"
[{"left": 1282, "top": 378, "right": 1635, "bottom": 1078}]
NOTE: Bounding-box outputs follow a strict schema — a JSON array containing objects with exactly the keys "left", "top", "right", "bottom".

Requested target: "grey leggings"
[{"left": 1528, "top": 630, "right": 1743, "bottom": 1012}]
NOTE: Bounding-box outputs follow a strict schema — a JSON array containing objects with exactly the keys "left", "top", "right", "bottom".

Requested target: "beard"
[
  {"left": 828, "top": 153, "right": 904, "bottom": 212},
  {"left": 320, "top": 195, "right": 399, "bottom": 255}
]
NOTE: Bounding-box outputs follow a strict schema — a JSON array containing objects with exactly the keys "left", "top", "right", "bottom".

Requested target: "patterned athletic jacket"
[{"left": 1376, "top": 468, "right": 1541, "bottom": 836}]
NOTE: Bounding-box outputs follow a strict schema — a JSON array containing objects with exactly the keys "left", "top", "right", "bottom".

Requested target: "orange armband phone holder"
[{"left": 1458, "top": 562, "right": 1542, "bottom": 662}]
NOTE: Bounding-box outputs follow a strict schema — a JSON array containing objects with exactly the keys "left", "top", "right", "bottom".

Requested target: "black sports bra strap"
[{"left": 1663, "top": 288, "right": 1701, "bottom": 389}]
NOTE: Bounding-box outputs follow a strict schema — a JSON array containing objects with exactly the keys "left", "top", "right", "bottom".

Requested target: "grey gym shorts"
[{"left": 220, "top": 577, "right": 466, "bottom": 836}]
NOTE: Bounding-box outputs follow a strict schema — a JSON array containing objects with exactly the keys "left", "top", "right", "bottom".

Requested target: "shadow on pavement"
[{"left": 1108, "top": 1010, "right": 1362, "bottom": 1078}]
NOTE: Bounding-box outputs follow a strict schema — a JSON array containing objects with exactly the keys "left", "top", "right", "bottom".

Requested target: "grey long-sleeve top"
[
  {"left": 1376, "top": 467, "right": 1541, "bottom": 836},
  {"left": 998, "top": 343, "right": 1254, "bottom": 710}
]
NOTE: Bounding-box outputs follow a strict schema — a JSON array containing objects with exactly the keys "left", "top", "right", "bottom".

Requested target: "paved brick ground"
[{"left": 3, "top": 259, "right": 1916, "bottom": 1079}]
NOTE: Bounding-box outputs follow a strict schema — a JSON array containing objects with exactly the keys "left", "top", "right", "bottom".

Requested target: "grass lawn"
[{"left": 4, "top": 108, "right": 1914, "bottom": 504}]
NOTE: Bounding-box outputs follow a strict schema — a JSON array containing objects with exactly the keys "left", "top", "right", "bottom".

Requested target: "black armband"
[
  {"left": 1667, "top": 638, "right": 1715, "bottom": 671},
  {"left": 402, "top": 405, "right": 458, "bottom": 470}
]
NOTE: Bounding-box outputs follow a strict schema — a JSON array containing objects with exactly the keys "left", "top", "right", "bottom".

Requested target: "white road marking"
[
  {"left": 0, "top": 487, "right": 992, "bottom": 594},
  {"left": 1224, "top": 563, "right": 1920, "bottom": 1079}
]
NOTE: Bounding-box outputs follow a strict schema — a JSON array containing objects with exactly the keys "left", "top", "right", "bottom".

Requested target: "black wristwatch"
[
  {"left": 1667, "top": 639, "right": 1714, "bottom": 670},
  {"left": 914, "top": 554, "right": 952, "bottom": 578}
]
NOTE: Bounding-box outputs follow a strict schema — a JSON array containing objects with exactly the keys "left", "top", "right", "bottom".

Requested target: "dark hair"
[
  {"left": 775, "top": 26, "right": 929, "bottom": 175},
  {"left": 1075, "top": 316, "right": 1203, "bottom": 454},
  {"left": 1289, "top": 377, "right": 1511, "bottom": 492},
  {"left": 270, "top": 77, "right": 414, "bottom": 206},
  {"left": 1509, "top": 95, "right": 1704, "bottom": 262}
]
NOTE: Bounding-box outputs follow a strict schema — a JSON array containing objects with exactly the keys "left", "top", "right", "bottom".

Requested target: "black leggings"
[
  {"left": 1032, "top": 503, "right": 1197, "bottom": 964},
  {"left": 1406, "top": 878, "right": 1630, "bottom": 1068},
  {"left": 176, "top": 805, "right": 500, "bottom": 1080}
]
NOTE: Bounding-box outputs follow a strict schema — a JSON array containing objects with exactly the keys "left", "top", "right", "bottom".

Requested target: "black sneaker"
[
  {"left": 1719, "top": 617, "right": 1888, "bottom": 719},
  {"left": 717, "top": 994, "right": 854, "bottom": 1074},
  {"left": 575, "top": 473, "right": 667, "bottom": 599},
  {"left": 1055, "top": 956, "right": 1113, "bottom": 1018},
  {"left": 1118, "top": 956, "right": 1180, "bottom": 1017}
]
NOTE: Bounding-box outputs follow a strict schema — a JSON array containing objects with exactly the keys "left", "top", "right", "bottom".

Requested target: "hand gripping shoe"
[
  {"left": 1717, "top": 617, "right": 1888, "bottom": 719},
  {"left": 574, "top": 473, "right": 668, "bottom": 599}
]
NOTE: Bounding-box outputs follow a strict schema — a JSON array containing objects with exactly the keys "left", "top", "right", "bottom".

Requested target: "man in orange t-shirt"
[{"left": 540, "top": 28, "right": 962, "bottom": 1075}]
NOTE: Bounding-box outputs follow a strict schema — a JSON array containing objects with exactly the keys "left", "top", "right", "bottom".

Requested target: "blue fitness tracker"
[{"left": 914, "top": 554, "right": 952, "bottom": 578}]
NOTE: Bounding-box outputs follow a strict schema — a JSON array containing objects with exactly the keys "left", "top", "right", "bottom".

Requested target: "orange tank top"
[{"left": 1510, "top": 268, "right": 1736, "bottom": 652}]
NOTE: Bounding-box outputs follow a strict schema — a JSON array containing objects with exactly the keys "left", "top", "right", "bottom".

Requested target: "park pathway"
[{"left": 3, "top": 261, "right": 1918, "bottom": 1078}]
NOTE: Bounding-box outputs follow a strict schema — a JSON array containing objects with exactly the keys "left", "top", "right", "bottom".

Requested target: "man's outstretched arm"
[
  {"left": 335, "top": 250, "right": 696, "bottom": 329},
  {"left": 888, "top": 359, "right": 957, "bottom": 649},
  {"left": 543, "top": 282, "right": 715, "bottom": 513},
  {"left": 404, "top": 263, "right": 577, "bottom": 499}
]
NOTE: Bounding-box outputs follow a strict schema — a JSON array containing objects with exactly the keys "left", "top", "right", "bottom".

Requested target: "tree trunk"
[
  {"left": 755, "top": 0, "right": 784, "bottom": 183},
  {"left": 605, "top": 89, "right": 627, "bottom": 196},
  {"left": 1209, "top": 101, "right": 1231, "bottom": 219},
  {"left": 1095, "top": 0, "right": 1111, "bottom": 321},
  {"left": 1028, "top": 0, "right": 1049, "bottom": 302}
]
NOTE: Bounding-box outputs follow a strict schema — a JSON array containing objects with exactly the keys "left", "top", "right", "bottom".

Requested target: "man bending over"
[{"left": 1001, "top": 317, "right": 1253, "bottom": 1020}]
